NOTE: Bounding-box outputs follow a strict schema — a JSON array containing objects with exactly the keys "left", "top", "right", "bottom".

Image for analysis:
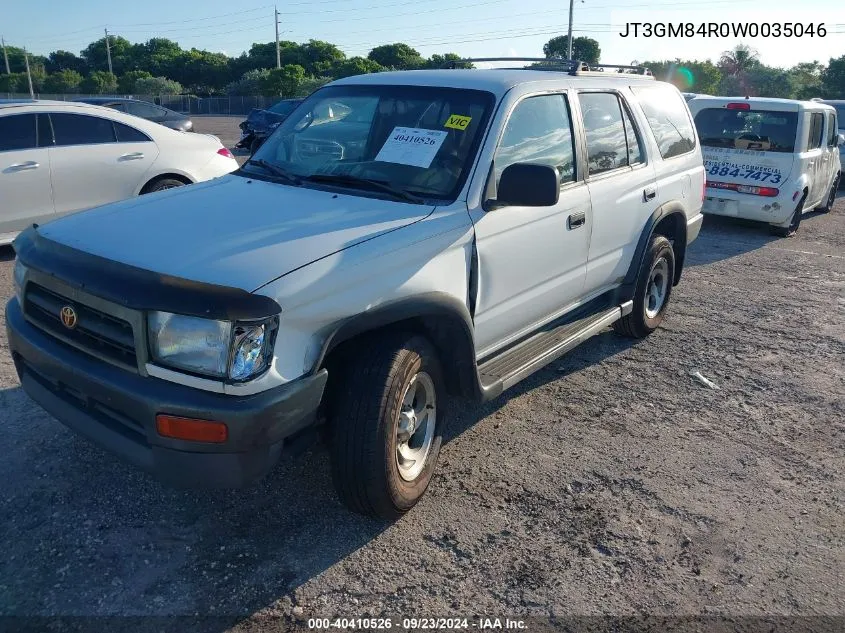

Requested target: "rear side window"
[
  {"left": 107, "top": 102, "right": 126, "bottom": 112},
  {"left": 51, "top": 113, "right": 116, "bottom": 146},
  {"left": 630, "top": 84, "right": 696, "bottom": 159},
  {"left": 114, "top": 121, "right": 151, "bottom": 143},
  {"left": 495, "top": 93, "right": 577, "bottom": 185},
  {"left": 827, "top": 112, "right": 837, "bottom": 147},
  {"left": 0, "top": 113, "right": 37, "bottom": 151},
  {"left": 807, "top": 113, "right": 824, "bottom": 150},
  {"left": 579, "top": 92, "right": 629, "bottom": 175},
  {"left": 694, "top": 108, "right": 798, "bottom": 153},
  {"left": 126, "top": 101, "right": 166, "bottom": 119}
]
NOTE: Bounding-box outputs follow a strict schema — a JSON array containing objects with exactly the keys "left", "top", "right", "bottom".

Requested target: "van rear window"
[{"left": 693, "top": 108, "right": 798, "bottom": 153}]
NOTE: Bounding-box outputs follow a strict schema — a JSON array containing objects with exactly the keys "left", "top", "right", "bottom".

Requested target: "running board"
[{"left": 478, "top": 300, "right": 633, "bottom": 395}]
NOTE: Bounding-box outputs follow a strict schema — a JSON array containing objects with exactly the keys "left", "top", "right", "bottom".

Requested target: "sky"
[{"left": 4, "top": 0, "right": 844, "bottom": 69}]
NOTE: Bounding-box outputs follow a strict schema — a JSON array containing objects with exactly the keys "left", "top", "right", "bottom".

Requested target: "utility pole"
[
  {"left": 274, "top": 7, "right": 281, "bottom": 69},
  {"left": 566, "top": 0, "right": 574, "bottom": 60},
  {"left": 104, "top": 28, "right": 113, "bottom": 74},
  {"left": 2, "top": 37, "right": 10, "bottom": 75},
  {"left": 23, "top": 48, "right": 34, "bottom": 98}
]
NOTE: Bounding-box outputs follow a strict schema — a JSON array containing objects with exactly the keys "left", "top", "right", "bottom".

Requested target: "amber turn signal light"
[{"left": 156, "top": 414, "right": 228, "bottom": 443}]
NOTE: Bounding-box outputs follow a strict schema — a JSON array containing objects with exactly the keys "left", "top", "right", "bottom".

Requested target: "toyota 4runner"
[{"left": 7, "top": 60, "right": 705, "bottom": 519}]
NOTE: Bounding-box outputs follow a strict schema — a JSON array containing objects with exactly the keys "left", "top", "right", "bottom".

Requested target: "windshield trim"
[{"left": 249, "top": 84, "right": 497, "bottom": 203}]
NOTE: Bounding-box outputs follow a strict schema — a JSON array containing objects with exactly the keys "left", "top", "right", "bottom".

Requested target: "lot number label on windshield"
[{"left": 375, "top": 127, "right": 448, "bottom": 168}]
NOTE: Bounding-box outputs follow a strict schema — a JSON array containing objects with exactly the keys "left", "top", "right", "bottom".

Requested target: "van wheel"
[
  {"left": 614, "top": 234, "right": 675, "bottom": 339},
  {"left": 770, "top": 194, "right": 805, "bottom": 237},
  {"left": 330, "top": 334, "right": 444, "bottom": 519},
  {"left": 818, "top": 175, "right": 839, "bottom": 213}
]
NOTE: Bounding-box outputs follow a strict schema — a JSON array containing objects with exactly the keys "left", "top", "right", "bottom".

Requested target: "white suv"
[
  {"left": 689, "top": 96, "right": 842, "bottom": 236},
  {"left": 6, "top": 61, "right": 705, "bottom": 518}
]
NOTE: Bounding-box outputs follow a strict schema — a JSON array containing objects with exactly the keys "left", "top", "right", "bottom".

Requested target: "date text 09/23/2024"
[
  {"left": 307, "top": 617, "right": 527, "bottom": 630},
  {"left": 619, "top": 23, "right": 827, "bottom": 38}
]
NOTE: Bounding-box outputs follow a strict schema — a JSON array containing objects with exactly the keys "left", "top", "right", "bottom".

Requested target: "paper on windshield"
[{"left": 375, "top": 127, "right": 448, "bottom": 168}]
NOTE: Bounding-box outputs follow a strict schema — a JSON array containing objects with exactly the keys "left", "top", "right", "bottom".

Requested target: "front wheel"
[
  {"left": 142, "top": 177, "right": 186, "bottom": 194},
  {"left": 614, "top": 234, "right": 675, "bottom": 339},
  {"left": 329, "top": 334, "right": 444, "bottom": 519}
]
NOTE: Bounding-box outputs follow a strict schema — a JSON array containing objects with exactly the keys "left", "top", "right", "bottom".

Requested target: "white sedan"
[{"left": 0, "top": 99, "right": 238, "bottom": 246}]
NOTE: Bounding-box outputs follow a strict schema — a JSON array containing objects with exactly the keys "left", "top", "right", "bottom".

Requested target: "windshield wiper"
[
  {"left": 303, "top": 174, "right": 423, "bottom": 204},
  {"left": 244, "top": 158, "right": 302, "bottom": 185}
]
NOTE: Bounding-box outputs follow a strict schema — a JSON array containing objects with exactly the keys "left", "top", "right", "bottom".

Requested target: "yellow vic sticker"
[{"left": 445, "top": 115, "right": 472, "bottom": 131}]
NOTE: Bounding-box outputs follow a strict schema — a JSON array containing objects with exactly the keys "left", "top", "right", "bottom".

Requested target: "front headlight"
[
  {"left": 13, "top": 259, "right": 27, "bottom": 305},
  {"left": 147, "top": 311, "right": 276, "bottom": 381}
]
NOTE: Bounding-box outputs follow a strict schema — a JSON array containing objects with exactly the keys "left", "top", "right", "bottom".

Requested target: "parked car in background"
[
  {"left": 74, "top": 97, "right": 194, "bottom": 132},
  {"left": 819, "top": 100, "right": 845, "bottom": 187},
  {"left": 689, "top": 96, "right": 842, "bottom": 236},
  {"left": 236, "top": 98, "right": 304, "bottom": 154},
  {"left": 0, "top": 100, "right": 238, "bottom": 245}
]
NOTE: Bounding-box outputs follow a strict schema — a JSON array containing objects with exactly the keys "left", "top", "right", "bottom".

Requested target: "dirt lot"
[{"left": 0, "top": 117, "right": 843, "bottom": 630}]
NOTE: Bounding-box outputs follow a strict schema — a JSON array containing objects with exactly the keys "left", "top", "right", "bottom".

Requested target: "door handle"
[
  {"left": 567, "top": 211, "right": 586, "bottom": 230},
  {"left": 119, "top": 152, "right": 145, "bottom": 161},
  {"left": 7, "top": 161, "right": 39, "bottom": 171},
  {"left": 644, "top": 186, "right": 657, "bottom": 201}
]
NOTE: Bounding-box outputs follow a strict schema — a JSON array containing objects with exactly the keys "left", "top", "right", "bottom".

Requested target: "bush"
[
  {"left": 80, "top": 71, "right": 118, "bottom": 94},
  {"left": 43, "top": 70, "right": 83, "bottom": 94},
  {"left": 118, "top": 70, "right": 153, "bottom": 94},
  {"left": 225, "top": 69, "right": 271, "bottom": 95},
  {"left": 134, "top": 76, "right": 183, "bottom": 95}
]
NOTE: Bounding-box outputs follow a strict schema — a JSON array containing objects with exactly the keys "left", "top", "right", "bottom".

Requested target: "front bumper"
[{"left": 6, "top": 298, "right": 327, "bottom": 488}]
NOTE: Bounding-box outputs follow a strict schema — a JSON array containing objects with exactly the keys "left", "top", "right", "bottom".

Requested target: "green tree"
[
  {"left": 298, "top": 76, "right": 332, "bottom": 96},
  {"left": 744, "top": 65, "right": 793, "bottom": 98},
  {"left": 367, "top": 43, "right": 424, "bottom": 70},
  {"left": 118, "top": 70, "right": 153, "bottom": 93},
  {"left": 81, "top": 36, "right": 134, "bottom": 75},
  {"left": 261, "top": 64, "right": 306, "bottom": 96},
  {"left": 787, "top": 62, "right": 824, "bottom": 100},
  {"left": 543, "top": 36, "right": 600, "bottom": 64},
  {"left": 426, "top": 53, "right": 473, "bottom": 69},
  {"left": 45, "top": 50, "right": 87, "bottom": 74},
  {"left": 332, "top": 56, "right": 383, "bottom": 78},
  {"left": 80, "top": 71, "right": 118, "bottom": 94},
  {"left": 718, "top": 44, "right": 759, "bottom": 76},
  {"left": 298, "top": 40, "right": 346, "bottom": 76},
  {"left": 0, "top": 45, "right": 48, "bottom": 74},
  {"left": 134, "top": 76, "right": 183, "bottom": 95},
  {"left": 43, "top": 69, "right": 83, "bottom": 93},
  {"left": 641, "top": 59, "right": 721, "bottom": 95},
  {"left": 821, "top": 55, "right": 845, "bottom": 99},
  {"left": 226, "top": 69, "right": 272, "bottom": 95},
  {"left": 180, "top": 49, "right": 231, "bottom": 93},
  {"left": 0, "top": 72, "right": 25, "bottom": 92}
]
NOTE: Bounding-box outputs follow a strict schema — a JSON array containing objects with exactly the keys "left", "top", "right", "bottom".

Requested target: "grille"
[{"left": 24, "top": 283, "right": 138, "bottom": 370}]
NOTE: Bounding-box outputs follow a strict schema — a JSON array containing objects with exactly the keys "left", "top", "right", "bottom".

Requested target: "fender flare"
[
  {"left": 621, "top": 202, "right": 689, "bottom": 300},
  {"left": 311, "top": 292, "right": 481, "bottom": 399}
]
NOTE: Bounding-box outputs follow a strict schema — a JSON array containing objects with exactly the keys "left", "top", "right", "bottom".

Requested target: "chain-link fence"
[{"left": 2, "top": 93, "right": 293, "bottom": 116}]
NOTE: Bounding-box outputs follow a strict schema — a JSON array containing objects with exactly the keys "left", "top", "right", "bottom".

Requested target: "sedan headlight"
[
  {"left": 13, "top": 259, "right": 27, "bottom": 305},
  {"left": 148, "top": 312, "right": 276, "bottom": 381}
]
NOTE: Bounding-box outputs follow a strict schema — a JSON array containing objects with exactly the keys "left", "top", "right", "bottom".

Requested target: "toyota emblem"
[{"left": 60, "top": 305, "right": 78, "bottom": 329}]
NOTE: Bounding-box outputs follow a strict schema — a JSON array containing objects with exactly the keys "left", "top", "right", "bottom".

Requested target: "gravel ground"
[{"left": 0, "top": 117, "right": 843, "bottom": 630}]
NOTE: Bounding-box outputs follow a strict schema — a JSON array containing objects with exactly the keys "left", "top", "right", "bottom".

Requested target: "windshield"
[
  {"left": 268, "top": 100, "right": 301, "bottom": 115},
  {"left": 694, "top": 108, "right": 798, "bottom": 153},
  {"left": 246, "top": 84, "right": 495, "bottom": 200}
]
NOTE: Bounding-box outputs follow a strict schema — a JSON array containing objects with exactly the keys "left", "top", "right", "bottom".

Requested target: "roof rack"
[{"left": 441, "top": 57, "right": 653, "bottom": 77}]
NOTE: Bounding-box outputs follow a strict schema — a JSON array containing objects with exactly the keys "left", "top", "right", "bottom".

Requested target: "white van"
[{"left": 688, "top": 96, "right": 842, "bottom": 236}]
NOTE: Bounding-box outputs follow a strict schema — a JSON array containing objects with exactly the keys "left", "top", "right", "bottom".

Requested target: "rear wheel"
[
  {"left": 614, "top": 234, "right": 675, "bottom": 339},
  {"left": 817, "top": 175, "right": 840, "bottom": 213},
  {"left": 329, "top": 334, "right": 444, "bottom": 519},
  {"left": 770, "top": 194, "right": 805, "bottom": 237}
]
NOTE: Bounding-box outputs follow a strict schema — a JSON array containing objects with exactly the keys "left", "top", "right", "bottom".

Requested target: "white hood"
[{"left": 37, "top": 175, "right": 434, "bottom": 292}]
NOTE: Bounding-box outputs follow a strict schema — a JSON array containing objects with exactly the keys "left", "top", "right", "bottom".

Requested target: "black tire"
[
  {"left": 329, "top": 333, "right": 444, "bottom": 519},
  {"left": 817, "top": 175, "right": 839, "bottom": 213},
  {"left": 613, "top": 234, "right": 675, "bottom": 339},
  {"left": 142, "top": 177, "right": 186, "bottom": 194},
  {"left": 770, "top": 194, "right": 805, "bottom": 237}
]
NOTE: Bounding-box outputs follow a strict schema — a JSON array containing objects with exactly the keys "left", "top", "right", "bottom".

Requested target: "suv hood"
[{"left": 36, "top": 175, "right": 435, "bottom": 292}]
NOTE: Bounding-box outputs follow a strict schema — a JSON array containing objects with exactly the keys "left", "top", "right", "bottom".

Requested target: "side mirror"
[
  {"left": 489, "top": 163, "right": 559, "bottom": 209},
  {"left": 838, "top": 133, "right": 845, "bottom": 147}
]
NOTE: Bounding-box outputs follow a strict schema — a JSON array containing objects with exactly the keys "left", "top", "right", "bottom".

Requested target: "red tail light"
[
  {"left": 217, "top": 148, "right": 234, "bottom": 159},
  {"left": 726, "top": 102, "right": 751, "bottom": 110},
  {"left": 707, "top": 180, "right": 779, "bottom": 197}
]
